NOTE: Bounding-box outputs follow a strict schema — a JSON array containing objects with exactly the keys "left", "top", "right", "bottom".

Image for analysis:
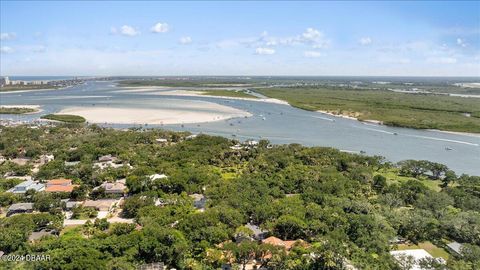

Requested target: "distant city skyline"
[{"left": 1, "top": 1, "right": 479, "bottom": 76}]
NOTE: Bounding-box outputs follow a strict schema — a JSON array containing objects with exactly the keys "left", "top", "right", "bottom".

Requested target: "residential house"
[
  {"left": 28, "top": 229, "right": 56, "bottom": 242},
  {"left": 6, "top": 175, "right": 32, "bottom": 181},
  {"left": 83, "top": 199, "right": 118, "bottom": 212},
  {"left": 186, "top": 134, "right": 198, "bottom": 140},
  {"left": 64, "top": 161, "right": 80, "bottom": 166},
  {"left": 10, "top": 157, "right": 31, "bottom": 166},
  {"left": 149, "top": 174, "right": 168, "bottom": 181},
  {"left": 390, "top": 249, "right": 445, "bottom": 270},
  {"left": 7, "top": 203, "right": 34, "bottom": 216},
  {"left": 245, "top": 223, "right": 268, "bottom": 240},
  {"left": 190, "top": 193, "right": 207, "bottom": 211},
  {"left": 262, "top": 236, "right": 306, "bottom": 251},
  {"left": 94, "top": 155, "right": 129, "bottom": 170},
  {"left": 94, "top": 179, "right": 127, "bottom": 195},
  {"left": 39, "top": 154, "right": 54, "bottom": 165},
  {"left": 61, "top": 199, "right": 82, "bottom": 211},
  {"left": 98, "top": 154, "right": 116, "bottom": 163},
  {"left": 244, "top": 140, "right": 259, "bottom": 147},
  {"left": 155, "top": 138, "right": 168, "bottom": 144},
  {"left": 45, "top": 178, "right": 78, "bottom": 193},
  {"left": 7, "top": 180, "right": 45, "bottom": 194},
  {"left": 447, "top": 242, "right": 464, "bottom": 256},
  {"left": 230, "top": 144, "right": 243, "bottom": 150}
]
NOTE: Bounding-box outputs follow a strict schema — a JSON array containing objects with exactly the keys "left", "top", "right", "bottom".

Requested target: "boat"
[
  {"left": 393, "top": 132, "right": 398, "bottom": 135},
  {"left": 445, "top": 147, "right": 453, "bottom": 151}
]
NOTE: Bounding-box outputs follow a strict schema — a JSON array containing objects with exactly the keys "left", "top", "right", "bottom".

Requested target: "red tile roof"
[
  {"left": 45, "top": 185, "right": 77, "bottom": 193},
  {"left": 46, "top": 178, "right": 72, "bottom": 185}
]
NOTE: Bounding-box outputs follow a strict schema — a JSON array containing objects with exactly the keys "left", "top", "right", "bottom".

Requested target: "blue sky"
[{"left": 1, "top": 1, "right": 479, "bottom": 76}]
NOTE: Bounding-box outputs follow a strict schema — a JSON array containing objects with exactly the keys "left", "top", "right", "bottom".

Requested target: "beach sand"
[
  {"left": 57, "top": 103, "right": 252, "bottom": 125},
  {"left": 113, "top": 87, "right": 289, "bottom": 105}
]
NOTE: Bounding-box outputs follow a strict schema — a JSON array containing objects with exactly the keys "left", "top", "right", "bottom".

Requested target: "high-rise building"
[{"left": 0, "top": 76, "right": 10, "bottom": 86}]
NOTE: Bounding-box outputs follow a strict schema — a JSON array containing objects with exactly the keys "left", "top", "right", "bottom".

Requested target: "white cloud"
[
  {"left": 215, "top": 28, "right": 330, "bottom": 52},
  {"left": 302, "top": 28, "right": 322, "bottom": 41},
  {"left": 427, "top": 57, "right": 457, "bottom": 64},
  {"left": 151, "top": 22, "right": 169, "bottom": 33},
  {"left": 1, "top": 46, "right": 14, "bottom": 53},
  {"left": 255, "top": 47, "right": 275, "bottom": 55},
  {"left": 304, "top": 51, "right": 323, "bottom": 58},
  {"left": 457, "top": 38, "right": 467, "bottom": 47},
  {"left": 359, "top": 37, "right": 372, "bottom": 45},
  {"left": 179, "top": 36, "right": 192, "bottom": 44},
  {"left": 301, "top": 28, "right": 330, "bottom": 48},
  {"left": 0, "top": 32, "right": 16, "bottom": 40},
  {"left": 120, "top": 25, "right": 140, "bottom": 36}
]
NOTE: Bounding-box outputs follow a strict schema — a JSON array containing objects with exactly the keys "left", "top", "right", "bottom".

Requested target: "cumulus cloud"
[
  {"left": 359, "top": 37, "right": 372, "bottom": 45},
  {"left": 457, "top": 38, "right": 467, "bottom": 47},
  {"left": 216, "top": 28, "right": 330, "bottom": 52},
  {"left": 179, "top": 36, "right": 192, "bottom": 44},
  {"left": 302, "top": 28, "right": 331, "bottom": 48},
  {"left": 1, "top": 46, "right": 14, "bottom": 53},
  {"left": 304, "top": 51, "right": 323, "bottom": 58},
  {"left": 255, "top": 47, "right": 275, "bottom": 55},
  {"left": 302, "top": 28, "right": 322, "bottom": 40},
  {"left": 427, "top": 57, "right": 457, "bottom": 64},
  {"left": 120, "top": 25, "right": 140, "bottom": 36},
  {"left": 0, "top": 32, "right": 16, "bottom": 40},
  {"left": 151, "top": 22, "right": 169, "bottom": 33}
]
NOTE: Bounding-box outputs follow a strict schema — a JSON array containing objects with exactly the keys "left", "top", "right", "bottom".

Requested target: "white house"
[{"left": 149, "top": 174, "right": 168, "bottom": 181}]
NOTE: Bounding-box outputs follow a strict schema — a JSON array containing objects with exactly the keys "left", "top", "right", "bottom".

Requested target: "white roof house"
[
  {"left": 186, "top": 134, "right": 198, "bottom": 140},
  {"left": 230, "top": 144, "right": 243, "bottom": 150},
  {"left": 39, "top": 154, "right": 54, "bottom": 164},
  {"left": 446, "top": 242, "right": 463, "bottom": 256},
  {"left": 149, "top": 174, "right": 168, "bottom": 181},
  {"left": 7, "top": 180, "right": 45, "bottom": 194},
  {"left": 390, "top": 249, "right": 443, "bottom": 270},
  {"left": 244, "top": 140, "right": 259, "bottom": 146}
]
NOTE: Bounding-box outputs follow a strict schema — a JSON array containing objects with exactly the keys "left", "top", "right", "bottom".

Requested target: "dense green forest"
[
  {"left": 256, "top": 87, "right": 480, "bottom": 133},
  {"left": 0, "top": 124, "right": 478, "bottom": 269},
  {"left": 40, "top": 114, "right": 86, "bottom": 123}
]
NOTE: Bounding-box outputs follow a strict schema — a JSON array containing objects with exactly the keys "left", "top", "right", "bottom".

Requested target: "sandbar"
[{"left": 57, "top": 102, "right": 252, "bottom": 125}]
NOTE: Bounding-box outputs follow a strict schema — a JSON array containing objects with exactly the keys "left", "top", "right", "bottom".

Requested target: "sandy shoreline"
[
  {"left": 150, "top": 90, "right": 290, "bottom": 105},
  {"left": 317, "top": 110, "right": 359, "bottom": 121},
  {"left": 114, "top": 87, "right": 290, "bottom": 105},
  {"left": 57, "top": 103, "right": 252, "bottom": 125}
]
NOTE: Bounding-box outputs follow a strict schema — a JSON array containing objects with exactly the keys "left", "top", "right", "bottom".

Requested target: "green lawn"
[
  {"left": 256, "top": 87, "right": 480, "bottom": 133},
  {"left": 200, "top": 90, "right": 258, "bottom": 99},
  {"left": 41, "top": 114, "right": 86, "bottom": 123},
  {"left": 375, "top": 168, "right": 442, "bottom": 192},
  {"left": 397, "top": 241, "right": 450, "bottom": 260}
]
